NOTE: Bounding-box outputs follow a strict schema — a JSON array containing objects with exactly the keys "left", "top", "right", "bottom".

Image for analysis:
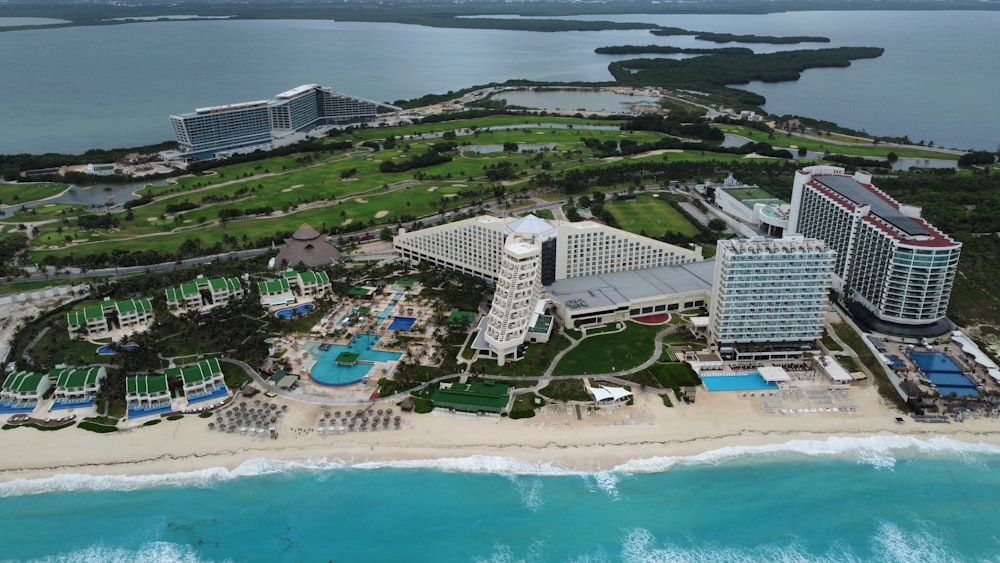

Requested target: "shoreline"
[{"left": 4, "top": 388, "right": 999, "bottom": 487}]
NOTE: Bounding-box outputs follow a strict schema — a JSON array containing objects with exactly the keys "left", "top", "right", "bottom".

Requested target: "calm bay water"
[
  {"left": 1, "top": 436, "right": 999, "bottom": 561},
  {"left": 0, "top": 11, "right": 998, "bottom": 154}
]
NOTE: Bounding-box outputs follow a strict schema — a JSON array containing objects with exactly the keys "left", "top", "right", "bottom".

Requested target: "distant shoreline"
[{"left": 2, "top": 3, "right": 1000, "bottom": 35}]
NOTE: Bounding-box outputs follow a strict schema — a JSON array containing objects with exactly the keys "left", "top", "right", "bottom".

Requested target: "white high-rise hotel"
[
  {"left": 394, "top": 215, "right": 705, "bottom": 363},
  {"left": 170, "top": 85, "right": 382, "bottom": 159},
  {"left": 709, "top": 236, "right": 835, "bottom": 359},
  {"left": 788, "top": 166, "right": 960, "bottom": 335}
]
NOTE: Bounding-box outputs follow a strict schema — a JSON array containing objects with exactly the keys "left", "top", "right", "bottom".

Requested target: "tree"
[
  {"left": 379, "top": 227, "right": 393, "bottom": 242},
  {"left": 707, "top": 218, "right": 727, "bottom": 232},
  {"left": 887, "top": 151, "right": 899, "bottom": 163}
]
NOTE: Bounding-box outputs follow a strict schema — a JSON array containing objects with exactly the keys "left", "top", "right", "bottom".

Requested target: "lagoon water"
[
  {"left": 1, "top": 11, "right": 999, "bottom": 153},
  {"left": 2, "top": 436, "right": 1000, "bottom": 560}
]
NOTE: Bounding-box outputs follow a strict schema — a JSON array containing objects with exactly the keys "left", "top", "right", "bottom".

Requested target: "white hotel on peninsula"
[{"left": 168, "top": 84, "right": 389, "bottom": 161}]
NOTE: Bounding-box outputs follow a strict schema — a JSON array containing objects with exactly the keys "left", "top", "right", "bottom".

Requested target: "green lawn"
[
  {"left": 0, "top": 182, "right": 66, "bottom": 206},
  {"left": 605, "top": 193, "right": 700, "bottom": 237},
  {"left": 551, "top": 322, "right": 664, "bottom": 376}
]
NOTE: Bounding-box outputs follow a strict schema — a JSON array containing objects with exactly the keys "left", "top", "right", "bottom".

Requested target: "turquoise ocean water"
[{"left": 2, "top": 436, "right": 999, "bottom": 562}]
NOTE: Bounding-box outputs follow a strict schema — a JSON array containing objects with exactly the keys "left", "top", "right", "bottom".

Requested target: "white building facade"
[
  {"left": 709, "top": 236, "right": 834, "bottom": 359},
  {"left": 484, "top": 235, "right": 544, "bottom": 364},
  {"left": 788, "top": 166, "right": 960, "bottom": 335},
  {"left": 170, "top": 85, "right": 381, "bottom": 160}
]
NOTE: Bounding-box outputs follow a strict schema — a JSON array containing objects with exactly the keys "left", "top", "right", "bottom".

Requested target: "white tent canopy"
[
  {"left": 816, "top": 356, "right": 853, "bottom": 383},
  {"left": 757, "top": 366, "right": 791, "bottom": 383},
  {"left": 588, "top": 385, "right": 633, "bottom": 404},
  {"left": 952, "top": 331, "right": 1000, "bottom": 383}
]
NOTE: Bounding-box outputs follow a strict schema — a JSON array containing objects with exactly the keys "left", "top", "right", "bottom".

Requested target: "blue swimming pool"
[
  {"left": 701, "top": 372, "right": 779, "bottom": 392},
  {"left": 274, "top": 303, "right": 316, "bottom": 320},
  {"left": 388, "top": 316, "right": 416, "bottom": 331},
  {"left": 309, "top": 334, "right": 402, "bottom": 386},
  {"left": 910, "top": 351, "right": 979, "bottom": 397},
  {"left": 96, "top": 344, "right": 138, "bottom": 355}
]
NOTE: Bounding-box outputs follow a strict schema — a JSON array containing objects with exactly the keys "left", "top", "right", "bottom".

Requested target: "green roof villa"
[
  {"left": 67, "top": 297, "right": 153, "bottom": 340},
  {"left": 125, "top": 374, "right": 171, "bottom": 417},
  {"left": 165, "top": 275, "right": 244, "bottom": 314},
  {"left": 282, "top": 269, "right": 332, "bottom": 298},
  {"left": 164, "top": 357, "right": 227, "bottom": 404},
  {"left": 50, "top": 366, "right": 106, "bottom": 408},
  {"left": 257, "top": 277, "right": 295, "bottom": 308},
  {"left": 1, "top": 370, "right": 52, "bottom": 412}
]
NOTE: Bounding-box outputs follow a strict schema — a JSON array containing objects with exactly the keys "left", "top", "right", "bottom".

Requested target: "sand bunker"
[
  {"left": 355, "top": 198, "right": 369, "bottom": 204},
  {"left": 281, "top": 184, "right": 304, "bottom": 193},
  {"left": 146, "top": 217, "right": 157, "bottom": 222},
  {"left": 442, "top": 193, "right": 458, "bottom": 198},
  {"left": 342, "top": 218, "right": 353, "bottom": 226},
  {"left": 426, "top": 186, "right": 438, "bottom": 192},
  {"left": 374, "top": 210, "right": 389, "bottom": 219}
]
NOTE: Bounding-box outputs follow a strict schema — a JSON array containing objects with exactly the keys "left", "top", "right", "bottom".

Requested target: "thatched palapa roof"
[{"left": 274, "top": 223, "right": 342, "bottom": 268}]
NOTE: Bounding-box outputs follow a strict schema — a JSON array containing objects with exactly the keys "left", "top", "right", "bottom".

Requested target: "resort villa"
[
  {"left": 125, "top": 374, "right": 171, "bottom": 416},
  {"left": 66, "top": 297, "right": 154, "bottom": 340},
  {"left": 283, "top": 270, "right": 332, "bottom": 298},
  {"left": 164, "top": 357, "right": 227, "bottom": 403},
  {"left": 258, "top": 278, "right": 295, "bottom": 308},
  {"left": 0, "top": 370, "right": 52, "bottom": 411},
  {"left": 50, "top": 366, "right": 107, "bottom": 407},
  {"left": 165, "top": 275, "right": 245, "bottom": 314}
]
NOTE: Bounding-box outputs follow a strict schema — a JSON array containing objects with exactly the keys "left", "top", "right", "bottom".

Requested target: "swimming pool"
[
  {"left": 701, "top": 372, "right": 779, "bottom": 392},
  {"left": 388, "top": 316, "right": 416, "bottom": 331},
  {"left": 309, "top": 334, "right": 402, "bottom": 386},
  {"left": 96, "top": 344, "right": 138, "bottom": 355},
  {"left": 910, "top": 351, "right": 979, "bottom": 397},
  {"left": 274, "top": 303, "right": 316, "bottom": 320}
]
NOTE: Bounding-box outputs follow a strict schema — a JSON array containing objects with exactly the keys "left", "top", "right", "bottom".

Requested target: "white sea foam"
[
  {"left": 612, "top": 435, "right": 1000, "bottom": 474},
  {"left": 33, "top": 541, "right": 226, "bottom": 563},
  {"left": 504, "top": 474, "right": 545, "bottom": 512},
  {"left": 3, "top": 435, "right": 999, "bottom": 497},
  {"left": 616, "top": 526, "right": 964, "bottom": 563}
]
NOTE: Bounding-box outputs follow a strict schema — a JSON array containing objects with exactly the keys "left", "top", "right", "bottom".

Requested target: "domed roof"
[{"left": 291, "top": 224, "right": 321, "bottom": 241}]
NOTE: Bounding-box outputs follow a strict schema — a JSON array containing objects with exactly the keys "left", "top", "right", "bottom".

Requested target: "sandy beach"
[{"left": 3, "top": 385, "right": 999, "bottom": 484}]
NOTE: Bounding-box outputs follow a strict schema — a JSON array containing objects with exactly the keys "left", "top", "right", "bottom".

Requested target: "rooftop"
[
  {"left": 813, "top": 174, "right": 929, "bottom": 237},
  {"left": 549, "top": 260, "right": 716, "bottom": 311}
]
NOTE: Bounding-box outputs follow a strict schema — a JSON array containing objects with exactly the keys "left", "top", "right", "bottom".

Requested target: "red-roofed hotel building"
[{"left": 788, "top": 166, "right": 960, "bottom": 336}]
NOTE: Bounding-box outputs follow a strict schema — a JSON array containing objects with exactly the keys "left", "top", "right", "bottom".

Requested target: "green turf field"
[{"left": 604, "top": 193, "right": 701, "bottom": 237}]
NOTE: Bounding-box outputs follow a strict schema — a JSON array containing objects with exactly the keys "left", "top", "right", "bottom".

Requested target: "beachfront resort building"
[
  {"left": 708, "top": 236, "right": 835, "bottom": 360},
  {"left": 165, "top": 275, "right": 245, "bottom": 314},
  {"left": 66, "top": 297, "right": 154, "bottom": 340},
  {"left": 395, "top": 214, "right": 706, "bottom": 362},
  {"left": 258, "top": 278, "right": 295, "bottom": 308},
  {"left": 0, "top": 370, "right": 52, "bottom": 411},
  {"left": 169, "top": 85, "right": 387, "bottom": 161},
  {"left": 50, "top": 366, "right": 107, "bottom": 407},
  {"left": 164, "top": 357, "right": 226, "bottom": 402},
  {"left": 788, "top": 166, "right": 961, "bottom": 336},
  {"left": 125, "top": 374, "right": 171, "bottom": 415},
  {"left": 282, "top": 269, "right": 332, "bottom": 298}
]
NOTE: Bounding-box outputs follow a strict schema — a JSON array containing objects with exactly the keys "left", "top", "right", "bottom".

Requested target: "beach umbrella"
[
  {"left": 394, "top": 415, "right": 401, "bottom": 422},
  {"left": 207, "top": 422, "right": 215, "bottom": 430},
  {"left": 377, "top": 409, "right": 384, "bottom": 416},
  {"left": 335, "top": 411, "right": 341, "bottom": 418},
  {"left": 386, "top": 408, "right": 393, "bottom": 415}
]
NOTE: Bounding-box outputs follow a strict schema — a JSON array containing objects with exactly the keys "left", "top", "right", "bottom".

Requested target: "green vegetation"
[
  {"left": 409, "top": 395, "right": 434, "bottom": 414},
  {"left": 221, "top": 362, "right": 251, "bottom": 389},
  {"left": 552, "top": 323, "right": 663, "bottom": 376},
  {"left": 166, "top": 414, "right": 184, "bottom": 421},
  {"left": 610, "top": 47, "right": 885, "bottom": 107},
  {"left": 821, "top": 329, "right": 844, "bottom": 352},
  {"left": 649, "top": 28, "right": 830, "bottom": 44},
  {"left": 509, "top": 393, "right": 542, "bottom": 419},
  {"left": 0, "top": 182, "right": 65, "bottom": 205},
  {"left": 143, "top": 419, "right": 163, "bottom": 426},
  {"left": 604, "top": 193, "right": 700, "bottom": 238},
  {"left": 538, "top": 379, "right": 591, "bottom": 402},
  {"left": 831, "top": 321, "right": 905, "bottom": 411},
  {"left": 78, "top": 419, "right": 119, "bottom": 433}
]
